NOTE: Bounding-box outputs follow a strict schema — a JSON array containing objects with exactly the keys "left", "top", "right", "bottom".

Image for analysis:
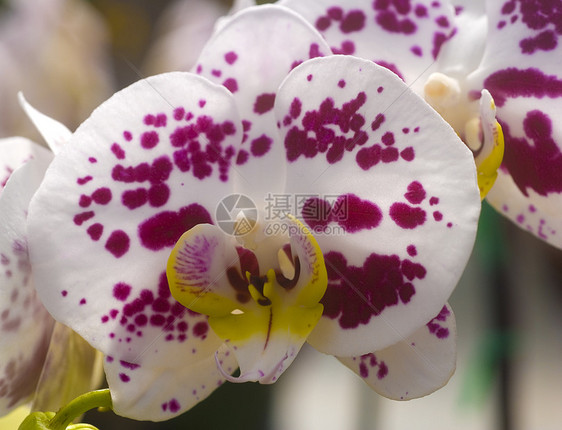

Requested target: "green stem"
[{"left": 49, "top": 389, "right": 112, "bottom": 430}]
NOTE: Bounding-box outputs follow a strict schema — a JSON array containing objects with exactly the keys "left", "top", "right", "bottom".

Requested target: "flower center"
[{"left": 166, "top": 215, "right": 327, "bottom": 383}]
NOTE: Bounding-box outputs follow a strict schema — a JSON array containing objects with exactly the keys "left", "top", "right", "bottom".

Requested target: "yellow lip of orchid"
[
  {"left": 469, "top": 91, "right": 505, "bottom": 200},
  {"left": 166, "top": 215, "right": 328, "bottom": 384}
]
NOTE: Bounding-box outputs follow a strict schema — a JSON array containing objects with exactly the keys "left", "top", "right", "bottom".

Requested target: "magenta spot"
[
  {"left": 377, "top": 361, "right": 388, "bottom": 379},
  {"left": 193, "top": 321, "right": 208, "bottom": 338},
  {"left": 338, "top": 79, "right": 346, "bottom": 88},
  {"left": 335, "top": 194, "right": 383, "bottom": 232},
  {"left": 105, "top": 230, "right": 130, "bottom": 258},
  {"left": 92, "top": 187, "right": 112, "bottom": 205},
  {"left": 211, "top": 69, "right": 222, "bottom": 77},
  {"left": 173, "top": 107, "right": 185, "bottom": 120},
  {"left": 309, "top": 42, "right": 323, "bottom": 58},
  {"left": 376, "top": 10, "right": 417, "bottom": 34},
  {"left": 433, "top": 211, "right": 443, "bottom": 221},
  {"left": 375, "top": 61, "right": 405, "bottom": 81},
  {"left": 332, "top": 40, "right": 356, "bottom": 55},
  {"left": 88, "top": 157, "right": 97, "bottom": 163},
  {"left": 73, "top": 211, "right": 95, "bottom": 226},
  {"left": 122, "top": 188, "right": 148, "bottom": 210},
  {"left": 302, "top": 197, "right": 332, "bottom": 231},
  {"left": 436, "top": 15, "right": 449, "bottom": 27},
  {"left": 79, "top": 298, "right": 86, "bottom": 305},
  {"left": 371, "top": 113, "right": 385, "bottom": 131},
  {"left": 321, "top": 250, "right": 422, "bottom": 328},
  {"left": 356, "top": 145, "right": 382, "bottom": 170},
  {"left": 79, "top": 195, "right": 92, "bottom": 208},
  {"left": 415, "top": 4, "right": 428, "bottom": 17},
  {"left": 390, "top": 202, "right": 426, "bottom": 229},
  {"left": 250, "top": 135, "right": 273, "bottom": 157},
  {"left": 381, "top": 147, "right": 399, "bottom": 162},
  {"left": 340, "top": 10, "right": 365, "bottom": 33},
  {"left": 111, "top": 143, "right": 125, "bottom": 159},
  {"left": 155, "top": 114, "right": 167, "bottom": 127},
  {"left": 404, "top": 181, "right": 426, "bottom": 204},
  {"left": 429, "top": 196, "right": 439, "bottom": 205},
  {"left": 141, "top": 131, "right": 159, "bottom": 149},
  {"left": 168, "top": 399, "right": 180, "bottom": 413},
  {"left": 520, "top": 30, "right": 557, "bottom": 54},
  {"left": 484, "top": 68, "right": 562, "bottom": 108},
  {"left": 411, "top": 45, "right": 422, "bottom": 56},
  {"left": 148, "top": 183, "right": 170, "bottom": 207},
  {"left": 236, "top": 150, "right": 249, "bottom": 165},
  {"left": 144, "top": 115, "right": 155, "bottom": 125},
  {"left": 290, "top": 98, "right": 302, "bottom": 119},
  {"left": 223, "top": 78, "right": 238, "bottom": 93},
  {"left": 113, "top": 283, "right": 132, "bottom": 301},
  {"left": 328, "top": 6, "right": 343, "bottom": 20},
  {"left": 139, "top": 204, "right": 212, "bottom": 251},
  {"left": 500, "top": 109, "right": 562, "bottom": 196},
  {"left": 307, "top": 74, "right": 313, "bottom": 81},
  {"left": 316, "top": 16, "right": 331, "bottom": 31},
  {"left": 119, "top": 373, "right": 130, "bottom": 382},
  {"left": 381, "top": 132, "right": 395, "bottom": 146},
  {"left": 87, "top": 223, "right": 103, "bottom": 241},
  {"left": 150, "top": 156, "right": 173, "bottom": 184},
  {"left": 407, "top": 245, "right": 417, "bottom": 256},
  {"left": 123, "top": 131, "right": 132, "bottom": 141},
  {"left": 61, "top": 290, "right": 68, "bottom": 297},
  {"left": 253, "top": 93, "right": 276, "bottom": 115},
  {"left": 77, "top": 175, "right": 93, "bottom": 185},
  {"left": 400, "top": 147, "right": 415, "bottom": 161},
  {"left": 224, "top": 51, "right": 238, "bottom": 64}
]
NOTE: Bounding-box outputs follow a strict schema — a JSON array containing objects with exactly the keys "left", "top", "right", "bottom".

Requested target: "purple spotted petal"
[
  {"left": 104, "top": 335, "right": 237, "bottom": 421},
  {"left": 275, "top": 56, "right": 479, "bottom": 356},
  {"left": 468, "top": 0, "right": 562, "bottom": 248},
  {"left": 280, "top": 0, "right": 457, "bottom": 92},
  {"left": 194, "top": 4, "right": 331, "bottom": 201},
  {"left": 338, "top": 303, "right": 456, "bottom": 400},
  {"left": 0, "top": 149, "right": 54, "bottom": 415},
  {"left": 27, "top": 72, "right": 244, "bottom": 420}
]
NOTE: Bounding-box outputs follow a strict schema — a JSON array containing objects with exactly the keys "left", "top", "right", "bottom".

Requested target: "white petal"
[
  {"left": 467, "top": 0, "right": 562, "bottom": 248},
  {"left": 338, "top": 304, "right": 457, "bottom": 400},
  {"left": 104, "top": 344, "right": 237, "bottom": 421},
  {"left": 281, "top": 0, "right": 457, "bottom": 93},
  {"left": 0, "top": 150, "right": 54, "bottom": 414},
  {"left": 27, "top": 72, "right": 244, "bottom": 420},
  {"left": 274, "top": 56, "right": 480, "bottom": 355},
  {"left": 194, "top": 4, "right": 331, "bottom": 201}
]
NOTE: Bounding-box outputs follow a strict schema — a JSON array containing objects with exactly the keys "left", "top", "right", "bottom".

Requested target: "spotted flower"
[
  {"left": 279, "top": 0, "right": 562, "bottom": 248},
  {"left": 0, "top": 104, "right": 101, "bottom": 419},
  {"left": 27, "top": 5, "right": 480, "bottom": 422}
]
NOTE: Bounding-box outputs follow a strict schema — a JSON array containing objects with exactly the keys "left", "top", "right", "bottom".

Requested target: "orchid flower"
[
  {"left": 26, "top": 4, "right": 479, "bottom": 423},
  {"left": 279, "top": 0, "right": 562, "bottom": 249},
  {"left": 0, "top": 104, "right": 102, "bottom": 423}
]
